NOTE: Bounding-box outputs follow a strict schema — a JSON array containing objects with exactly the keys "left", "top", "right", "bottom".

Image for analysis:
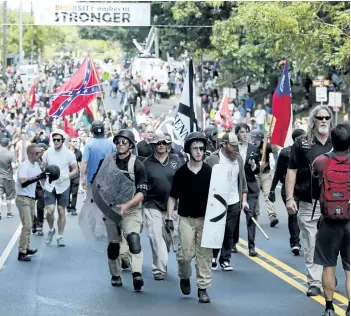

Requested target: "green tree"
[{"left": 211, "top": 1, "right": 350, "bottom": 82}]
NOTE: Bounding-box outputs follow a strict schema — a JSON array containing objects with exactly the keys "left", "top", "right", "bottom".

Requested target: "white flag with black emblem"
[{"left": 173, "top": 59, "right": 199, "bottom": 142}]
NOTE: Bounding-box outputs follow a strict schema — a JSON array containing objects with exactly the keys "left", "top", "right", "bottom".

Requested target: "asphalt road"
[{"left": 0, "top": 93, "right": 348, "bottom": 316}]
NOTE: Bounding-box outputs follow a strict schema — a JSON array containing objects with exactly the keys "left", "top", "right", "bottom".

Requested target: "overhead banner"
[{"left": 34, "top": 2, "right": 151, "bottom": 26}]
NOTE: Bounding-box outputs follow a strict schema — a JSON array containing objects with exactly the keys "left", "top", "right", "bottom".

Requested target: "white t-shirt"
[
  {"left": 16, "top": 159, "right": 42, "bottom": 198},
  {"left": 219, "top": 150, "right": 240, "bottom": 205},
  {"left": 42, "top": 146, "right": 76, "bottom": 194},
  {"left": 254, "top": 109, "right": 266, "bottom": 125}
]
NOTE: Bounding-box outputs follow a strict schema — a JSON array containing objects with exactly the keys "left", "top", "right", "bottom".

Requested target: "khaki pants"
[
  {"left": 256, "top": 172, "right": 276, "bottom": 219},
  {"left": 16, "top": 196, "right": 36, "bottom": 254},
  {"left": 177, "top": 216, "right": 212, "bottom": 289},
  {"left": 144, "top": 208, "right": 178, "bottom": 275},
  {"left": 297, "top": 201, "right": 323, "bottom": 288},
  {"left": 104, "top": 208, "right": 143, "bottom": 277}
]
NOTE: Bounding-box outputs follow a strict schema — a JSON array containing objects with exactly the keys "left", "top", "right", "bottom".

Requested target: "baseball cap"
[
  {"left": 221, "top": 132, "right": 239, "bottom": 145},
  {"left": 150, "top": 133, "right": 172, "bottom": 144}
]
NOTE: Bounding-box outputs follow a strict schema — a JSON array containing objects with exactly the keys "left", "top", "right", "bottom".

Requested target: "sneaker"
[
  {"left": 322, "top": 309, "right": 336, "bottom": 316},
  {"left": 71, "top": 210, "right": 77, "bottom": 216},
  {"left": 45, "top": 228, "right": 56, "bottom": 245},
  {"left": 153, "top": 273, "right": 165, "bottom": 281},
  {"left": 232, "top": 244, "right": 238, "bottom": 253},
  {"left": 211, "top": 258, "right": 218, "bottom": 270},
  {"left": 270, "top": 217, "right": 279, "bottom": 227},
  {"left": 249, "top": 248, "right": 258, "bottom": 257},
  {"left": 7, "top": 213, "right": 14, "bottom": 218},
  {"left": 306, "top": 285, "right": 321, "bottom": 297},
  {"left": 111, "top": 276, "right": 122, "bottom": 287},
  {"left": 26, "top": 248, "right": 37, "bottom": 255},
  {"left": 291, "top": 245, "right": 301, "bottom": 256},
  {"left": 57, "top": 236, "right": 66, "bottom": 247},
  {"left": 220, "top": 261, "right": 233, "bottom": 271}
]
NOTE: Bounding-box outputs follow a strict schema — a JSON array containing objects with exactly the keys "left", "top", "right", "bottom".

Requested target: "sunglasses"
[
  {"left": 156, "top": 141, "right": 168, "bottom": 146},
  {"left": 315, "top": 116, "right": 331, "bottom": 121},
  {"left": 114, "top": 138, "right": 129, "bottom": 145},
  {"left": 53, "top": 138, "right": 63, "bottom": 142},
  {"left": 191, "top": 146, "right": 205, "bottom": 152}
]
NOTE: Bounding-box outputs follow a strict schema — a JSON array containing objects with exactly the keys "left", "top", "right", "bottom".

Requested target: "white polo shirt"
[
  {"left": 219, "top": 150, "right": 240, "bottom": 205},
  {"left": 42, "top": 146, "right": 77, "bottom": 194},
  {"left": 16, "top": 159, "right": 42, "bottom": 198}
]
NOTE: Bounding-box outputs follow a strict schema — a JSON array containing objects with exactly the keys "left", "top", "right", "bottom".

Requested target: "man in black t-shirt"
[
  {"left": 137, "top": 125, "right": 154, "bottom": 159},
  {"left": 167, "top": 132, "right": 212, "bottom": 304},
  {"left": 286, "top": 105, "right": 333, "bottom": 297},
  {"left": 143, "top": 133, "right": 183, "bottom": 281}
]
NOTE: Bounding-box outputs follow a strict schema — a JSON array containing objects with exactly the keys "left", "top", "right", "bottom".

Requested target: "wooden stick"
[
  {"left": 90, "top": 56, "right": 114, "bottom": 136},
  {"left": 252, "top": 217, "right": 270, "bottom": 240}
]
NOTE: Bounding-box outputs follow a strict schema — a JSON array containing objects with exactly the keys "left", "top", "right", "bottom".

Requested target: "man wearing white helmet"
[{"left": 42, "top": 129, "right": 78, "bottom": 247}]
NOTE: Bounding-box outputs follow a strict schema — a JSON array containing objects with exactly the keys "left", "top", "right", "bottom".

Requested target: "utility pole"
[
  {"left": 2, "top": 1, "right": 7, "bottom": 77},
  {"left": 19, "top": 0, "right": 23, "bottom": 65},
  {"left": 154, "top": 27, "right": 159, "bottom": 59}
]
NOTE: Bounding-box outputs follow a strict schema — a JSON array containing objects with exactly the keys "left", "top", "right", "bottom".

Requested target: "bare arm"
[
  {"left": 69, "top": 163, "right": 78, "bottom": 179},
  {"left": 80, "top": 160, "right": 87, "bottom": 184}
]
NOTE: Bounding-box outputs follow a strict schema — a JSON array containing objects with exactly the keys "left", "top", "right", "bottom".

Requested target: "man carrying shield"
[{"left": 99, "top": 129, "right": 148, "bottom": 292}]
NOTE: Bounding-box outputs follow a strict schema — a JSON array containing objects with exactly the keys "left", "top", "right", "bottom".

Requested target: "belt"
[{"left": 17, "top": 195, "right": 36, "bottom": 200}]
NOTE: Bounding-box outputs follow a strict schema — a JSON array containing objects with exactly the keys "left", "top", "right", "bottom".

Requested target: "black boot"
[
  {"left": 180, "top": 279, "right": 191, "bottom": 295},
  {"left": 26, "top": 248, "right": 38, "bottom": 255},
  {"left": 198, "top": 289, "right": 211, "bottom": 303},
  {"left": 249, "top": 248, "right": 258, "bottom": 257},
  {"left": 132, "top": 273, "right": 144, "bottom": 291},
  {"left": 111, "top": 276, "right": 122, "bottom": 287},
  {"left": 18, "top": 252, "right": 31, "bottom": 262}
]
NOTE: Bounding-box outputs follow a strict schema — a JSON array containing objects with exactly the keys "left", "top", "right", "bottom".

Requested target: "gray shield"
[{"left": 92, "top": 153, "right": 135, "bottom": 226}]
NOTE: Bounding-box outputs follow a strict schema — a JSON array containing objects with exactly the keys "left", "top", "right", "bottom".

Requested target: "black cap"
[{"left": 0, "top": 138, "right": 10, "bottom": 147}]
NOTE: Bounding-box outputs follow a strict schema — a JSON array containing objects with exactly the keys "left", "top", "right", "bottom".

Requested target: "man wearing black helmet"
[
  {"left": 251, "top": 129, "right": 279, "bottom": 227},
  {"left": 100, "top": 129, "right": 148, "bottom": 291},
  {"left": 167, "top": 132, "right": 212, "bottom": 303},
  {"left": 269, "top": 129, "right": 307, "bottom": 255},
  {"left": 204, "top": 125, "right": 219, "bottom": 156}
]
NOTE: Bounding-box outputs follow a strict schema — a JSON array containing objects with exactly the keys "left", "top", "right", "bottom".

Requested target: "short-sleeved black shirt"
[
  {"left": 288, "top": 135, "right": 332, "bottom": 203},
  {"left": 137, "top": 140, "right": 153, "bottom": 159},
  {"left": 115, "top": 154, "right": 148, "bottom": 197},
  {"left": 143, "top": 154, "right": 183, "bottom": 212},
  {"left": 170, "top": 162, "right": 212, "bottom": 218}
]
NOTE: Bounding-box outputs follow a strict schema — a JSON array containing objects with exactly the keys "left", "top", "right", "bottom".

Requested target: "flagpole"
[{"left": 89, "top": 55, "right": 114, "bottom": 136}]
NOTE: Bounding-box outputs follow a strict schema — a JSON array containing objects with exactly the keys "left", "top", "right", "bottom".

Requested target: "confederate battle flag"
[{"left": 49, "top": 57, "right": 102, "bottom": 118}]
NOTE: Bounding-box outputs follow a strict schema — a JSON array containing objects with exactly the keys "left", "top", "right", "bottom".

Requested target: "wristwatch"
[{"left": 286, "top": 197, "right": 295, "bottom": 202}]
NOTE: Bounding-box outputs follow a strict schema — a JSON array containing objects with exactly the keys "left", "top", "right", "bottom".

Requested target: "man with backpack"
[
  {"left": 312, "top": 123, "right": 350, "bottom": 316},
  {"left": 286, "top": 105, "right": 333, "bottom": 297}
]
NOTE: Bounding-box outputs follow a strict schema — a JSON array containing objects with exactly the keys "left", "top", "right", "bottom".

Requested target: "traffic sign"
[
  {"left": 333, "top": 106, "right": 340, "bottom": 112},
  {"left": 315, "top": 87, "right": 327, "bottom": 102},
  {"left": 328, "top": 92, "right": 342, "bottom": 107},
  {"left": 312, "top": 79, "right": 331, "bottom": 87}
]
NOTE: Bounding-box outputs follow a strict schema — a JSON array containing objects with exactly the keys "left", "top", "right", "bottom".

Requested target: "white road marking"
[{"left": 0, "top": 224, "right": 22, "bottom": 271}]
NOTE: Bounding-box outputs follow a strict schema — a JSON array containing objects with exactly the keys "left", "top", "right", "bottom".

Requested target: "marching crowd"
[{"left": 0, "top": 100, "right": 348, "bottom": 316}]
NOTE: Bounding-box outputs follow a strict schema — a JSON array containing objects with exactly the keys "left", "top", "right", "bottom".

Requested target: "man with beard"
[
  {"left": 167, "top": 132, "right": 212, "bottom": 303},
  {"left": 286, "top": 105, "right": 333, "bottom": 297},
  {"left": 137, "top": 125, "right": 155, "bottom": 159},
  {"left": 205, "top": 132, "right": 249, "bottom": 270},
  {"left": 143, "top": 133, "right": 183, "bottom": 280}
]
